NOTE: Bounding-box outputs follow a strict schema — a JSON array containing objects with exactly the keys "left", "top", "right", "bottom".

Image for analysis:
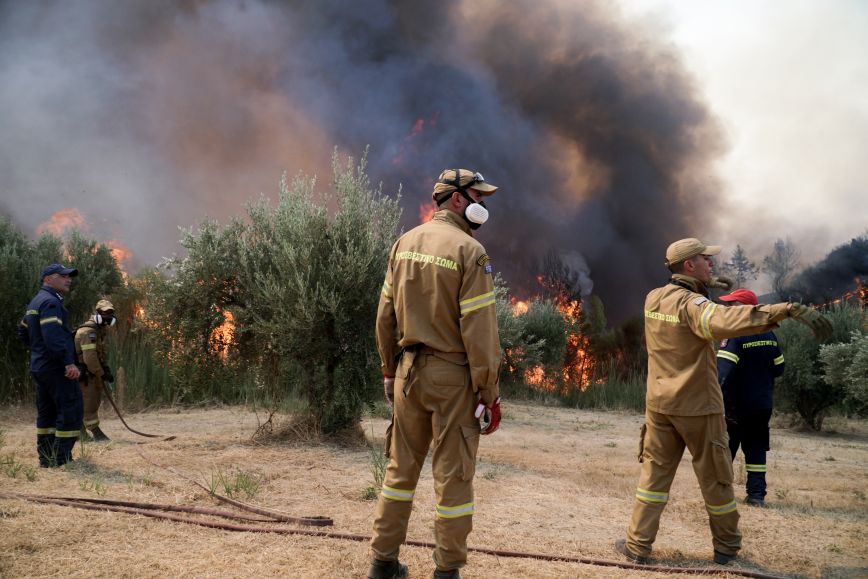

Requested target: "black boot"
[
  {"left": 90, "top": 426, "right": 110, "bottom": 442},
  {"left": 53, "top": 437, "right": 77, "bottom": 467},
  {"left": 367, "top": 559, "right": 408, "bottom": 579},
  {"left": 433, "top": 569, "right": 461, "bottom": 579},
  {"left": 37, "top": 434, "right": 56, "bottom": 468}
]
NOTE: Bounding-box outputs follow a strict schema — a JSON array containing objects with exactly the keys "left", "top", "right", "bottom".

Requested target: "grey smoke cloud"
[{"left": 0, "top": 0, "right": 725, "bottom": 321}]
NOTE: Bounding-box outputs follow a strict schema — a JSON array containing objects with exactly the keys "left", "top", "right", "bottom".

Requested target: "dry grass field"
[{"left": 1, "top": 401, "right": 866, "bottom": 578}]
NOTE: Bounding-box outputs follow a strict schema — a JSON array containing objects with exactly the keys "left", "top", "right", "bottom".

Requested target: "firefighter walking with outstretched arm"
[
  {"left": 615, "top": 238, "right": 832, "bottom": 566},
  {"left": 74, "top": 299, "right": 117, "bottom": 442},
  {"left": 367, "top": 169, "right": 502, "bottom": 579}
]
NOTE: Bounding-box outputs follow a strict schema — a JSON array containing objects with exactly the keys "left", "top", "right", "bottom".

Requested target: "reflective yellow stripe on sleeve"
[
  {"left": 707, "top": 500, "right": 738, "bottom": 515},
  {"left": 36, "top": 427, "right": 56, "bottom": 435},
  {"left": 381, "top": 281, "right": 392, "bottom": 300},
  {"left": 40, "top": 316, "right": 62, "bottom": 326},
  {"left": 381, "top": 485, "right": 415, "bottom": 502},
  {"left": 81, "top": 343, "right": 97, "bottom": 351},
  {"left": 459, "top": 291, "right": 495, "bottom": 315},
  {"left": 27, "top": 309, "right": 39, "bottom": 315},
  {"left": 435, "top": 502, "right": 475, "bottom": 519},
  {"left": 635, "top": 488, "right": 669, "bottom": 504},
  {"left": 717, "top": 350, "right": 739, "bottom": 364},
  {"left": 774, "top": 355, "right": 784, "bottom": 365},
  {"left": 700, "top": 303, "right": 717, "bottom": 340}
]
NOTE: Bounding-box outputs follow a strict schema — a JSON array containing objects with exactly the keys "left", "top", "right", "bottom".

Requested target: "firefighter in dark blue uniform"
[
  {"left": 18, "top": 263, "right": 83, "bottom": 467},
  {"left": 716, "top": 289, "right": 785, "bottom": 507}
]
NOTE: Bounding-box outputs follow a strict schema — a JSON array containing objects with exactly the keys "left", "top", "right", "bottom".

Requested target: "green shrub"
[{"left": 776, "top": 303, "right": 863, "bottom": 430}]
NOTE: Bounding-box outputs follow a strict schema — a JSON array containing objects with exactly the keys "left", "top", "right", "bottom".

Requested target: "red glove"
[{"left": 475, "top": 397, "right": 501, "bottom": 435}]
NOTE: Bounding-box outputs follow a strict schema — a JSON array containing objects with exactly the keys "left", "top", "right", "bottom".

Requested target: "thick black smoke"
[
  {"left": 0, "top": 0, "right": 724, "bottom": 322},
  {"left": 786, "top": 235, "right": 868, "bottom": 304}
]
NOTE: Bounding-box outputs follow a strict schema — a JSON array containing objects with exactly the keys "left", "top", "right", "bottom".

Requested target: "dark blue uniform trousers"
[
  {"left": 33, "top": 370, "right": 83, "bottom": 466},
  {"left": 728, "top": 409, "right": 773, "bottom": 500}
]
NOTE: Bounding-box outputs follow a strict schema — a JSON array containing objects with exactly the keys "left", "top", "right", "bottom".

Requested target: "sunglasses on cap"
[{"left": 443, "top": 170, "right": 486, "bottom": 190}]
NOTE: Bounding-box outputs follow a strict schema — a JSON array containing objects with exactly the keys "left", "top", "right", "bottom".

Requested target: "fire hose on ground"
[
  {"left": 102, "top": 382, "right": 176, "bottom": 441},
  {"left": 0, "top": 446, "right": 790, "bottom": 578}
]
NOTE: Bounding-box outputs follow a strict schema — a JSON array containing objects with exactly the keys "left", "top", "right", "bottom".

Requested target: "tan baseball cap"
[
  {"left": 432, "top": 169, "right": 498, "bottom": 202},
  {"left": 95, "top": 299, "right": 115, "bottom": 312},
  {"left": 665, "top": 238, "right": 721, "bottom": 266}
]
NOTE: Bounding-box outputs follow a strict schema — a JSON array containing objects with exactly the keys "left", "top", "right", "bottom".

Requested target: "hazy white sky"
[{"left": 622, "top": 0, "right": 868, "bottom": 263}]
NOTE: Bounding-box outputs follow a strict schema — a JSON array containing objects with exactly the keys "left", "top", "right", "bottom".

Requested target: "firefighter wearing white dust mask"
[
  {"left": 368, "top": 169, "right": 502, "bottom": 579},
  {"left": 74, "top": 299, "right": 117, "bottom": 442}
]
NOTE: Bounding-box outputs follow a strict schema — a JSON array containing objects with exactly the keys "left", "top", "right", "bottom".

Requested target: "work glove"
[
  {"left": 383, "top": 375, "right": 395, "bottom": 406},
  {"left": 475, "top": 397, "right": 502, "bottom": 435},
  {"left": 708, "top": 276, "right": 734, "bottom": 291},
  {"left": 789, "top": 303, "right": 833, "bottom": 342},
  {"left": 102, "top": 365, "right": 114, "bottom": 384}
]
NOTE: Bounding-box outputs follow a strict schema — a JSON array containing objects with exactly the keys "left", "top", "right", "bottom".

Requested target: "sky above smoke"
[{"left": 1, "top": 0, "right": 865, "bottom": 321}]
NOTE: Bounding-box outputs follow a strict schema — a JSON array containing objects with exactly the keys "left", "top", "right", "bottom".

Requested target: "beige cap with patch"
[
  {"left": 665, "top": 238, "right": 721, "bottom": 266},
  {"left": 432, "top": 169, "right": 498, "bottom": 203}
]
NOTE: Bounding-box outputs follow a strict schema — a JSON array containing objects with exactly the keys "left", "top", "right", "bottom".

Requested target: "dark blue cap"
[{"left": 41, "top": 263, "right": 79, "bottom": 279}]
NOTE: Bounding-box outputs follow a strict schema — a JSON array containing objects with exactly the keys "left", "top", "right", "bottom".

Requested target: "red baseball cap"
[{"left": 719, "top": 288, "right": 758, "bottom": 306}]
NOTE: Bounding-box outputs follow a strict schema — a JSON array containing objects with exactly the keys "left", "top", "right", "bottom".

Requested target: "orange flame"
[
  {"left": 511, "top": 299, "right": 529, "bottom": 315},
  {"left": 106, "top": 240, "right": 134, "bottom": 270},
  {"left": 210, "top": 309, "right": 235, "bottom": 359},
  {"left": 419, "top": 202, "right": 437, "bottom": 223},
  {"left": 36, "top": 208, "right": 88, "bottom": 236}
]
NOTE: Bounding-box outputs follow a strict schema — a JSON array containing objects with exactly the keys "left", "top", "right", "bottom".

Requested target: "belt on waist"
[{"left": 406, "top": 345, "right": 467, "bottom": 365}]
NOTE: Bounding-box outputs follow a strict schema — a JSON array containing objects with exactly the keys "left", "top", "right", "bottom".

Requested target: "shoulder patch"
[
  {"left": 476, "top": 254, "right": 490, "bottom": 267},
  {"left": 693, "top": 297, "right": 709, "bottom": 306},
  {"left": 88, "top": 332, "right": 98, "bottom": 340},
  {"left": 720, "top": 339, "right": 728, "bottom": 348},
  {"left": 484, "top": 264, "right": 492, "bottom": 274}
]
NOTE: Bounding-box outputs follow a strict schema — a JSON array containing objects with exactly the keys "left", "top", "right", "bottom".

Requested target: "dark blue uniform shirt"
[
  {"left": 20, "top": 286, "right": 76, "bottom": 373},
  {"left": 716, "top": 331, "right": 784, "bottom": 413}
]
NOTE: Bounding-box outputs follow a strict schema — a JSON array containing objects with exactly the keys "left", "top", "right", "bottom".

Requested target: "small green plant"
[
  {"left": 0, "top": 455, "right": 23, "bottom": 478},
  {"left": 853, "top": 490, "right": 865, "bottom": 501},
  {"left": 208, "top": 468, "right": 262, "bottom": 499},
  {"left": 824, "top": 455, "right": 836, "bottom": 461},
  {"left": 77, "top": 437, "right": 93, "bottom": 461},
  {"left": 482, "top": 463, "right": 508, "bottom": 481},
  {"left": 775, "top": 488, "right": 790, "bottom": 501},
  {"left": 79, "top": 474, "right": 108, "bottom": 496},
  {"left": 363, "top": 433, "right": 388, "bottom": 501},
  {"left": 604, "top": 441, "right": 617, "bottom": 448}
]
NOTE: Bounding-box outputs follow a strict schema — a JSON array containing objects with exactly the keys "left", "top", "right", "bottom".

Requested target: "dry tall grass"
[{"left": 0, "top": 402, "right": 865, "bottom": 578}]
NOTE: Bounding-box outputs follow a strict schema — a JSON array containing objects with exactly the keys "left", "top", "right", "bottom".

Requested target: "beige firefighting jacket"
[
  {"left": 644, "top": 274, "right": 791, "bottom": 416},
  {"left": 376, "top": 210, "right": 501, "bottom": 404},
  {"left": 74, "top": 319, "right": 107, "bottom": 378}
]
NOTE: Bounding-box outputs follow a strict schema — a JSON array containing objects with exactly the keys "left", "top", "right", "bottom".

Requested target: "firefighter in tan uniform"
[
  {"left": 74, "top": 299, "right": 116, "bottom": 442},
  {"left": 615, "top": 238, "right": 832, "bottom": 566},
  {"left": 368, "top": 169, "right": 502, "bottom": 579}
]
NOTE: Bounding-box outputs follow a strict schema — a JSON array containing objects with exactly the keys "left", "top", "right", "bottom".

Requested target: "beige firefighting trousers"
[
  {"left": 371, "top": 349, "right": 481, "bottom": 571},
  {"left": 626, "top": 410, "right": 741, "bottom": 557},
  {"left": 80, "top": 375, "right": 104, "bottom": 430}
]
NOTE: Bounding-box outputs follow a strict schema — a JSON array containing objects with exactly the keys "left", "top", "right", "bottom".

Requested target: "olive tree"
[
  {"left": 776, "top": 303, "right": 863, "bottom": 430},
  {"left": 244, "top": 152, "right": 401, "bottom": 433}
]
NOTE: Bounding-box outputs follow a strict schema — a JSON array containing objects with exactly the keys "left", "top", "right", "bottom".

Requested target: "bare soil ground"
[{"left": 1, "top": 402, "right": 866, "bottom": 578}]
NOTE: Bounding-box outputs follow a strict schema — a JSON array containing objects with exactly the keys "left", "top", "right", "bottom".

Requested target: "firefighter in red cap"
[
  {"left": 716, "top": 288, "right": 785, "bottom": 507},
  {"left": 74, "top": 299, "right": 117, "bottom": 442},
  {"left": 368, "top": 169, "right": 502, "bottom": 579},
  {"left": 615, "top": 238, "right": 832, "bottom": 566}
]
